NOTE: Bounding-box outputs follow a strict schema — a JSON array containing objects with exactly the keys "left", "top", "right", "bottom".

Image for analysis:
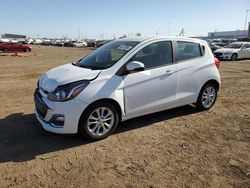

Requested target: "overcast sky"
[{"left": 0, "top": 0, "right": 250, "bottom": 39}]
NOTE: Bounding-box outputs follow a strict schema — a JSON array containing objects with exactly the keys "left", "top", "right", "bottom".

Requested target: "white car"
[
  {"left": 34, "top": 37, "right": 221, "bottom": 140},
  {"left": 73, "top": 41, "right": 87, "bottom": 48},
  {"left": 214, "top": 42, "right": 250, "bottom": 61},
  {"left": 33, "top": 39, "right": 43, "bottom": 45}
]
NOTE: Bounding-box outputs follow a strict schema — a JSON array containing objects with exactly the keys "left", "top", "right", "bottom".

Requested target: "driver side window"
[{"left": 130, "top": 41, "right": 173, "bottom": 69}]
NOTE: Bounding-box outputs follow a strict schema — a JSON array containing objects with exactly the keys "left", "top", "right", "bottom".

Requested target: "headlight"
[
  {"left": 48, "top": 80, "right": 89, "bottom": 102},
  {"left": 224, "top": 52, "right": 233, "bottom": 55}
]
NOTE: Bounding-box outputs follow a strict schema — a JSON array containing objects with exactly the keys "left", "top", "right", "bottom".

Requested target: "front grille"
[
  {"left": 34, "top": 89, "right": 48, "bottom": 119},
  {"left": 214, "top": 52, "right": 223, "bottom": 59}
]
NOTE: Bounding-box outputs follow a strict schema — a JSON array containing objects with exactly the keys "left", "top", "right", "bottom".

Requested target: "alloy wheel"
[
  {"left": 87, "top": 107, "right": 115, "bottom": 137},
  {"left": 201, "top": 86, "right": 216, "bottom": 109}
]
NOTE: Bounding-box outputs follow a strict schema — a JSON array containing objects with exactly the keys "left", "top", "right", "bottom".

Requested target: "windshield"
[
  {"left": 75, "top": 40, "right": 139, "bottom": 70},
  {"left": 227, "top": 43, "right": 243, "bottom": 49}
]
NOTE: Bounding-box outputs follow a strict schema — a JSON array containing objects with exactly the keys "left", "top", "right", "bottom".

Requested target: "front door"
[
  {"left": 175, "top": 41, "right": 205, "bottom": 103},
  {"left": 123, "top": 41, "right": 177, "bottom": 116},
  {"left": 239, "top": 44, "right": 250, "bottom": 59}
]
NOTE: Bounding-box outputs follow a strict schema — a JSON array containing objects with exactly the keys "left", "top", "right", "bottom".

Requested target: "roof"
[
  {"left": 117, "top": 36, "right": 206, "bottom": 43},
  {"left": 117, "top": 37, "right": 151, "bottom": 42},
  {"left": 231, "top": 41, "right": 250, "bottom": 44}
]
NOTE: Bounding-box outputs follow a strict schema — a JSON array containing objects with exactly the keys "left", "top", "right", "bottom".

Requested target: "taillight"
[{"left": 214, "top": 57, "right": 220, "bottom": 69}]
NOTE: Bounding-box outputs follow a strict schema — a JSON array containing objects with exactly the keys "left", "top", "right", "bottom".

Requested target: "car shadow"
[{"left": 0, "top": 105, "right": 200, "bottom": 163}]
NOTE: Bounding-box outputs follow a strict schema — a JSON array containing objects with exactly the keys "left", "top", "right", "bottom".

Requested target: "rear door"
[
  {"left": 123, "top": 41, "right": 177, "bottom": 116},
  {"left": 175, "top": 41, "right": 205, "bottom": 104}
]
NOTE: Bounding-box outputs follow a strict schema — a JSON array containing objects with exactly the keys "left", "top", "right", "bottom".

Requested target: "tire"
[
  {"left": 196, "top": 83, "right": 218, "bottom": 110},
  {"left": 230, "top": 53, "right": 238, "bottom": 61},
  {"left": 24, "top": 48, "right": 30, "bottom": 52},
  {"left": 3, "top": 49, "right": 8, "bottom": 53},
  {"left": 78, "top": 102, "right": 119, "bottom": 140}
]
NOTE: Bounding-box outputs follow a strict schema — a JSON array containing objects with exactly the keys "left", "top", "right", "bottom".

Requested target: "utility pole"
[
  {"left": 77, "top": 26, "right": 80, "bottom": 40},
  {"left": 244, "top": 9, "right": 250, "bottom": 31}
]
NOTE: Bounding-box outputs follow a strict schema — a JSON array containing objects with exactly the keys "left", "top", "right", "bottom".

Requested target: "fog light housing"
[{"left": 50, "top": 115, "right": 65, "bottom": 127}]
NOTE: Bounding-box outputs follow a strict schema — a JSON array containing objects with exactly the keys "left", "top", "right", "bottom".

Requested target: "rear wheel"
[
  {"left": 196, "top": 84, "right": 218, "bottom": 110},
  {"left": 79, "top": 102, "right": 119, "bottom": 140},
  {"left": 231, "top": 53, "right": 237, "bottom": 61}
]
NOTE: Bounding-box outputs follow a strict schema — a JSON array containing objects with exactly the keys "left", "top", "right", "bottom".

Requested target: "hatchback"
[{"left": 34, "top": 37, "right": 221, "bottom": 140}]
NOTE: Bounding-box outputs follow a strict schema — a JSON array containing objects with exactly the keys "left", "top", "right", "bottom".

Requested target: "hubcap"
[
  {"left": 201, "top": 86, "right": 216, "bottom": 108},
  {"left": 87, "top": 107, "right": 114, "bottom": 137}
]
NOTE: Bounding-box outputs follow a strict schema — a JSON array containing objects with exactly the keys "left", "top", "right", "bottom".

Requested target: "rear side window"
[{"left": 177, "top": 41, "right": 202, "bottom": 61}]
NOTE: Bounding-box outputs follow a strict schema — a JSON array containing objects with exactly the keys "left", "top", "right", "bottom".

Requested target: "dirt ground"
[{"left": 0, "top": 45, "right": 249, "bottom": 188}]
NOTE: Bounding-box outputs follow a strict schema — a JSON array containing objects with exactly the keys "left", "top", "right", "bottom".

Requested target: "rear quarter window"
[{"left": 177, "top": 41, "right": 202, "bottom": 61}]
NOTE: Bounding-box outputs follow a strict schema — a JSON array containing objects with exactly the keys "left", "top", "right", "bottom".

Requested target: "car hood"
[
  {"left": 39, "top": 63, "right": 100, "bottom": 92},
  {"left": 214, "top": 48, "right": 239, "bottom": 53}
]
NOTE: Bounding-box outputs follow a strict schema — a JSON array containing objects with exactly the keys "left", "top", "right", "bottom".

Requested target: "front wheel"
[
  {"left": 24, "top": 48, "right": 30, "bottom": 52},
  {"left": 78, "top": 102, "right": 119, "bottom": 140},
  {"left": 196, "top": 84, "right": 218, "bottom": 110},
  {"left": 231, "top": 53, "right": 238, "bottom": 61}
]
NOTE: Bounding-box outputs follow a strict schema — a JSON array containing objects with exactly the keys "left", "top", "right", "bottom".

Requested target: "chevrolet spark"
[{"left": 34, "top": 37, "right": 221, "bottom": 140}]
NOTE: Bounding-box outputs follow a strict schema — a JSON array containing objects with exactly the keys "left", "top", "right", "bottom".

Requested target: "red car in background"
[{"left": 0, "top": 42, "right": 32, "bottom": 52}]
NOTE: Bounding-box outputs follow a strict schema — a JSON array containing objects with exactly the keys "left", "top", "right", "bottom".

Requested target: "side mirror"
[{"left": 126, "top": 61, "right": 145, "bottom": 73}]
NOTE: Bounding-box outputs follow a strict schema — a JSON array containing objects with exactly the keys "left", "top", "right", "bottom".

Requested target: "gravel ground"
[{"left": 0, "top": 46, "right": 249, "bottom": 188}]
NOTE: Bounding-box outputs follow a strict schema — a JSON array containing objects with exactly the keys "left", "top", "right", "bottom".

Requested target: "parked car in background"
[
  {"left": 34, "top": 39, "right": 43, "bottom": 45},
  {"left": 0, "top": 42, "right": 32, "bottom": 52},
  {"left": 26, "top": 38, "right": 34, "bottom": 44},
  {"left": 34, "top": 37, "right": 220, "bottom": 140},
  {"left": 73, "top": 41, "right": 87, "bottom": 47},
  {"left": 214, "top": 42, "right": 250, "bottom": 61},
  {"left": 208, "top": 42, "right": 221, "bottom": 52},
  {"left": 213, "top": 42, "right": 227, "bottom": 48},
  {"left": 212, "top": 38, "right": 238, "bottom": 48},
  {"left": 64, "top": 40, "right": 77, "bottom": 47},
  {"left": 0, "top": 38, "right": 10, "bottom": 43},
  {"left": 95, "top": 40, "right": 112, "bottom": 47},
  {"left": 42, "top": 39, "right": 51, "bottom": 45},
  {"left": 86, "top": 39, "right": 96, "bottom": 47}
]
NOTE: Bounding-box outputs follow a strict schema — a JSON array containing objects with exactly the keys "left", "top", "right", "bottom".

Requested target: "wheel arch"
[
  {"left": 78, "top": 98, "right": 122, "bottom": 132},
  {"left": 200, "top": 79, "right": 220, "bottom": 93},
  {"left": 231, "top": 52, "right": 238, "bottom": 60}
]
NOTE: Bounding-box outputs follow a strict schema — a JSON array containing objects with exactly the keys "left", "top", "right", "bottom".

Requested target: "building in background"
[
  {"left": 248, "top": 22, "right": 250, "bottom": 39},
  {"left": 1, "top": 33, "right": 26, "bottom": 39},
  {"left": 207, "top": 22, "right": 250, "bottom": 40},
  {"left": 208, "top": 30, "right": 248, "bottom": 39}
]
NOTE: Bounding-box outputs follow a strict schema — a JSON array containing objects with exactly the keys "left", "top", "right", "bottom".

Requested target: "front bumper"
[
  {"left": 34, "top": 89, "right": 89, "bottom": 134},
  {"left": 214, "top": 53, "right": 232, "bottom": 60}
]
